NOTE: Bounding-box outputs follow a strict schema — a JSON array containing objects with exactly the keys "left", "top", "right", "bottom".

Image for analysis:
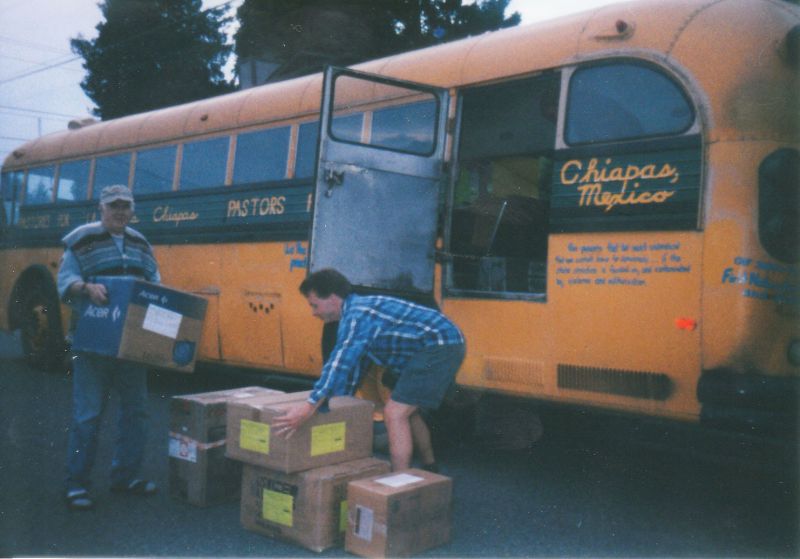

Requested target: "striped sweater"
[{"left": 61, "top": 222, "right": 158, "bottom": 280}]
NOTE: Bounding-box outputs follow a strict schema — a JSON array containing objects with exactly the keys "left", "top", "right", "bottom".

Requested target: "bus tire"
[{"left": 19, "top": 281, "right": 66, "bottom": 373}]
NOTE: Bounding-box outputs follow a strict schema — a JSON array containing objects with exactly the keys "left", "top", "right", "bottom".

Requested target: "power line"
[
  {"left": 0, "top": 54, "right": 83, "bottom": 85},
  {"left": 0, "top": 104, "right": 81, "bottom": 118},
  {"left": 0, "top": 53, "right": 84, "bottom": 79},
  {"left": 0, "top": 33, "right": 72, "bottom": 56},
  {"left": 0, "top": 52, "right": 83, "bottom": 68},
  {"left": 0, "top": 113, "right": 77, "bottom": 123},
  {"left": 0, "top": 135, "right": 33, "bottom": 142}
]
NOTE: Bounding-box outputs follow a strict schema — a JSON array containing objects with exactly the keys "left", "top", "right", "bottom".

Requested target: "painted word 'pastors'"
[{"left": 227, "top": 196, "right": 285, "bottom": 218}]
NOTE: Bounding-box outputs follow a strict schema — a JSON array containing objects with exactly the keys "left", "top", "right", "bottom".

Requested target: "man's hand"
[
  {"left": 272, "top": 401, "right": 317, "bottom": 438},
  {"left": 85, "top": 282, "right": 109, "bottom": 306},
  {"left": 71, "top": 281, "right": 108, "bottom": 305}
]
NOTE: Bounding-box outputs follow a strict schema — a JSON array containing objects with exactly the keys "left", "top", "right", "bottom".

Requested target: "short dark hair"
[{"left": 299, "top": 268, "right": 352, "bottom": 299}]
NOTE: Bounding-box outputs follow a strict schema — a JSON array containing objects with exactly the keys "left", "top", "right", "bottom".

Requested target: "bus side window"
[
  {"left": 1, "top": 170, "right": 23, "bottom": 225},
  {"left": 293, "top": 115, "right": 364, "bottom": 181},
  {"left": 565, "top": 62, "right": 694, "bottom": 145},
  {"left": 180, "top": 136, "right": 229, "bottom": 190},
  {"left": 371, "top": 99, "right": 437, "bottom": 155},
  {"left": 93, "top": 153, "right": 132, "bottom": 198},
  {"left": 25, "top": 166, "right": 55, "bottom": 205},
  {"left": 330, "top": 113, "right": 364, "bottom": 144},
  {"left": 133, "top": 145, "right": 177, "bottom": 195},
  {"left": 295, "top": 121, "right": 319, "bottom": 179},
  {"left": 450, "top": 74, "right": 559, "bottom": 296},
  {"left": 232, "top": 126, "right": 290, "bottom": 185},
  {"left": 56, "top": 159, "right": 91, "bottom": 202},
  {"left": 0, "top": 171, "right": 7, "bottom": 225}
]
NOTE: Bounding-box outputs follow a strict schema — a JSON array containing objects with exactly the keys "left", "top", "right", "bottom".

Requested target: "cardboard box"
[
  {"left": 169, "top": 386, "right": 284, "bottom": 506},
  {"left": 169, "top": 443, "right": 240, "bottom": 507},
  {"left": 345, "top": 469, "right": 453, "bottom": 558},
  {"left": 240, "top": 457, "right": 391, "bottom": 552},
  {"left": 226, "top": 391, "right": 374, "bottom": 473},
  {"left": 72, "top": 276, "right": 208, "bottom": 372}
]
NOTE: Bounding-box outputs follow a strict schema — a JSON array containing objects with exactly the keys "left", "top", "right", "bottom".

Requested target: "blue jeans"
[{"left": 66, "top": 352, "right": 149, "bottom": 492}]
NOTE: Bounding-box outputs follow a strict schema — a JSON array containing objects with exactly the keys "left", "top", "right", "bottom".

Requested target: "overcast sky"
[{"left": 0, "top": 0, "right": 615, "bottom": 164}]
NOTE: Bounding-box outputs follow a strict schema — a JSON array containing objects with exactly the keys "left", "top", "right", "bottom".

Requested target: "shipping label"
[
  {"left": 354, "top": 505, "right": 374, "bottom": 541},
  {"left": 262, "top": 488, "right": 294, "bottom": 527},
  {"left": 375, "top": 472, "right": 425, "bottom": 488},
  {"left": 240, "top": 419, "right": 270, "bottom": 454},
  {"left": 142, "top": 304, "right": 182, "bottom": 339},
  {"left": 339, "top": 500, "right": 348, "bottom": 533},
  {"left": 310, "top": 421, "right": 346, "bottom": 456},
  {"left": 169, "top": 435, "right": 197, "bottom": 463}
]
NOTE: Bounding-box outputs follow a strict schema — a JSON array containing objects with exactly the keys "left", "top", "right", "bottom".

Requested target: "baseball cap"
[{"left": 100, "top": 184, "right": 134, "bottom": 205}]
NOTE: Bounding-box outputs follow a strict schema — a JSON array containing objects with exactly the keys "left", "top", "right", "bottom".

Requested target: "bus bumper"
[{"left": 697, "top": 369, "right": 799, "bottom": 436}]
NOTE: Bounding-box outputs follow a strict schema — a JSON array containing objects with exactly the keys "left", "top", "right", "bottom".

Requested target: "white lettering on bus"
[
  {"left": 226, "top": 196, "right": 285, "bottom": 218},
  {"left": 153, "top": 205, "right": 199, "bottom": 226},
  {"left": 577, "top": 182, "right": 676, "bottom": 212},
  {"left": 18, "top": 214, "right": 51, "bottom": 229}
]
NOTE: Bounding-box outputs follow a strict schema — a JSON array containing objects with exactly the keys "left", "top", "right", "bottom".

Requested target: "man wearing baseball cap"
[{"left": 57, "top": 185, "right": 161, "bottom": 510}]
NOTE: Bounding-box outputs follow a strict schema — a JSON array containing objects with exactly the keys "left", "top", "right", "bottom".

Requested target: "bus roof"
[{"left": 3, "top": 0, "right": 798, "bottom": 169}]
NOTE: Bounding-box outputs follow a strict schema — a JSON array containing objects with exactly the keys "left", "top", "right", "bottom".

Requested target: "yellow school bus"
[{"left": 1, "top": 0, "right": 798, "bottom": 434}]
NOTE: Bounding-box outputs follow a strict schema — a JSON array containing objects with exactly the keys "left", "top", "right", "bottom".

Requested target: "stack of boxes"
[
  {"left": 171, "top": 387, "right": 455, "bottom": 557},
  {"left": 226, "top": 390, "right": 391, "bottom": 553},
  {"left": 168, "top": 386, "right": 284, "bottom": 506}
]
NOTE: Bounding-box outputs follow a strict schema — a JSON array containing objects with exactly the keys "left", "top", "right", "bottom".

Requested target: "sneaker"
[{"left": 65, "top": 488, "right": 94, "bottom": 510}]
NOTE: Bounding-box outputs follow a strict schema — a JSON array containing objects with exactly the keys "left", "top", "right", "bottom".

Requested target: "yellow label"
[
  {"left": 310, "top": 421, "right": 346, "bottom": 456},
  {"left": 262, "top": 489, "right": 293, "bottom": 527},
  {"left": 240, "top": 419, "right": 270, "bottom": 454},
  {"left": 339, "top": 500, "right": 348, "bottom": 533}
]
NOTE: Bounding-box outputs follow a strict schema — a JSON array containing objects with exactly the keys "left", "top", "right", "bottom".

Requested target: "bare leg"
[
  {"left": 383, "top": 399, "right": 417, "bottom": 470},
  {"left": 410, "top": 411, "right": 435, "bottom": 466}
]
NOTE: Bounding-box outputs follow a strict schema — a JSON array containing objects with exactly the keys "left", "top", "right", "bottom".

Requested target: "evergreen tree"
[
  {"left": 72, "top": 0, "right": 235, "bottom": 120},
  {"left": 235, "top": 0, "right": 520, "bottom": 83}
]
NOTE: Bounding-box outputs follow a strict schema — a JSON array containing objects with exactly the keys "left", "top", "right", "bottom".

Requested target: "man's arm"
[
  {"left": 145, "top": 242, "right": 161, "bottom": 283},
  {"left": 57, "top": 249, "right": 108, "bottom": 305},
  {"left": 307, "top": 316, "right": 372, "bottom": 404},
  {"left": 57, "top": 249, "right": 82, "bottom": 302},
  {"left": 274, "top": 313, "right": 374, "bottom": 438}
]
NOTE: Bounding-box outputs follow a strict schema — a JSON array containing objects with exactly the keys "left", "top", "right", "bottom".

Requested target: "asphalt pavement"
[{"left": 1, "top": 330, "right": 798, "bottom": 558}]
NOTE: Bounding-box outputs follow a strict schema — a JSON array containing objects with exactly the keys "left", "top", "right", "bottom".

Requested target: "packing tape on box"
[{"left": 168, "top": 432, "right": 226, "bottom": 463}]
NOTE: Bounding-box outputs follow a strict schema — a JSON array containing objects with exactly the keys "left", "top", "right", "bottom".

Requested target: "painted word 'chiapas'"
[{"left": 560, "top": 158, "right": 680, "bottom": 212}]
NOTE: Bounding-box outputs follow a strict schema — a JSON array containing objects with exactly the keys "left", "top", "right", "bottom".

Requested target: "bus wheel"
[{"left": 20, "top": 284, "right": 66, "bottom": 373}]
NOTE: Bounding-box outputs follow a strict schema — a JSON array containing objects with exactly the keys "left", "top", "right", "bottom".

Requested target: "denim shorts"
[{"left": 386, "top": 343, "right": 466, "bottom": 409}]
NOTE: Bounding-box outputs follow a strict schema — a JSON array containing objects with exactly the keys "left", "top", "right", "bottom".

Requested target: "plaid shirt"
[{"left": 308, "top": 294, "right": 465, "bottom": 404}]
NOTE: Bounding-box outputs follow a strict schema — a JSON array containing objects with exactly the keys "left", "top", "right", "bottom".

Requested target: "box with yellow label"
[
  {"left": 226, "top": 390, "right": 374, "bottom": 473},
  {"left": 240, "top": 457, "right": 390, "bottom": 552}
]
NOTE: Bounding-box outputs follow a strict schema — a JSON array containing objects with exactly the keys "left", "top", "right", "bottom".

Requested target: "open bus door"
[{"left": 309, "top": 67, "right": 450, "bottom": 295}]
